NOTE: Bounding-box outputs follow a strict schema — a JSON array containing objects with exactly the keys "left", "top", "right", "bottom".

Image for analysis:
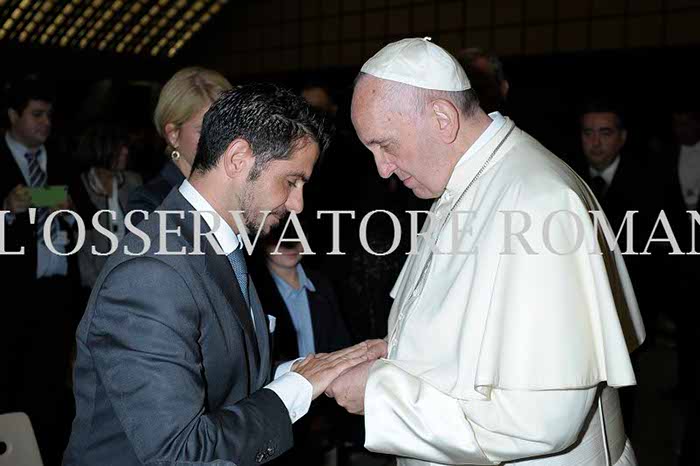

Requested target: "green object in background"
[{"left": 29, "top": 185, "right": 67, "bottom": 207}]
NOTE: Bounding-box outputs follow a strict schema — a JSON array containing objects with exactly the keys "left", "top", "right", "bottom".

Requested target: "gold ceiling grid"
[{"left": 0, "top": 0, "right": 228, "bottom": 58}]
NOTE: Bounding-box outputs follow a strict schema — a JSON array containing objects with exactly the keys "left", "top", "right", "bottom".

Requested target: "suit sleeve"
[
  {"left": 364, "top": 361, "right": 597, "bottom": 465},
  {"left": 89, "top": 257, "right": 293, "bottom": 465}
]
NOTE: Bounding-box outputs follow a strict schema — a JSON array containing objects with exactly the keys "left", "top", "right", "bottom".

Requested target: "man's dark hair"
[
  {"left": 579, "top": 97, "right": 626, "bottom": 130},
  {"left": 192, "top": 83, "right": 331, "bottom": 179},
  {"left": 6, "top": 76, "right": 55, "bottom": 115}
]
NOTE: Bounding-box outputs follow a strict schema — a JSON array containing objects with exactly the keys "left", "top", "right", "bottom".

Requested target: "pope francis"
[{"left": 325, "top": 38, "right": 645, "bottom": 466}]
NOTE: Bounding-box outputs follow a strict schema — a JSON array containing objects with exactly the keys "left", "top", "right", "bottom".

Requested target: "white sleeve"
[
  {"left": 364, "top": 360, "right": 597, "bottom": 465},
  {"left": 265, "top": 363, "right": 312, "bottom": 424}
]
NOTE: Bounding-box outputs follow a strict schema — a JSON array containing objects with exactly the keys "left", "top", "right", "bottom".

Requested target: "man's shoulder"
[{"left": 100, "top": 210, "right": 204, "bottom": 282}]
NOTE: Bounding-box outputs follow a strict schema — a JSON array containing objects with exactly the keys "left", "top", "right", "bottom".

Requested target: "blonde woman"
[{"left": 127, "top": 67, "right": 231, "bottom": 217}]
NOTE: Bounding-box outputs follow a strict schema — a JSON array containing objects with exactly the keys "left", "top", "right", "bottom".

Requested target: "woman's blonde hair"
[{"left": 153, "top": 67, "right": 232, "bottom": 149}]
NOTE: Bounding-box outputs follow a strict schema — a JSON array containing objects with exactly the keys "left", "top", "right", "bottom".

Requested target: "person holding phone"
[{"left": 0, "top": 76, "right": 80, "bottom": 465}]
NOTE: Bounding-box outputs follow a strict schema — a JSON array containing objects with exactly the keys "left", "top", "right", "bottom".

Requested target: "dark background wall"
[{"left": 2, "top": 0, "right": 699, "bottom": 173}]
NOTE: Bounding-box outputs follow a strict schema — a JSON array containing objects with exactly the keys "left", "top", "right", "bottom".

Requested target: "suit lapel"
[
  {"left": 249, "top": 279, "right": 271, "bottom": 387},
  {"left": 205, "top": 250, "right": 261, "bottom": 364},
  {"left": 166, "top": 190, "right": 262, "bottom": 388}
]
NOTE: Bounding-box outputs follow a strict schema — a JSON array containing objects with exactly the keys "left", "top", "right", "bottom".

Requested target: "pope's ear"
[
  {"left": 221, "top": 138, "right": 254, "bottom": 178},
  {"left": 430, "top": 99, "right": 460, "bottom": 144},
  {"left": 431, "top": 99, "right": 460, "bottom": 144}
]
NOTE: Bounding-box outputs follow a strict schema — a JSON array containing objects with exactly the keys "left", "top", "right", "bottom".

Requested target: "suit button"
[
  {"left": 266, "top": 446, "right": 275, "bottom": 455},
  {"left": 256, "top": 452, "right": 265, "bottom": 463}
]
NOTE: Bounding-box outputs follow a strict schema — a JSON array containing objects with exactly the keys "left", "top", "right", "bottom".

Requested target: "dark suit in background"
[
  {"left": 126, "top": 160, "right": 185, "bottom": 223},
  {"left": 251, "top": 260, "right": 352, "bottom": 466},
  {"left": 575, "top": 152, "right": 664, "bottom": 436},
  {"left": 655, "top": 144, "right": 699, "bottom": 398},
  {"left": 0, "top": 134, "right": 79, "bottom": 464},
  {"left": 576, "top": 153, "right": 662, "bottom": 333},
  {"left": 63, "top": 189, "right": 293, "bottom": 466},
  {"left": 252, "top": 263, "right": 351, "bottom": 363}
]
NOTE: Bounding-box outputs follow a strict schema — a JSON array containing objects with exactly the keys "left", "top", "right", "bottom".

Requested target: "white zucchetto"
[{"left": 360, "top": 37, "right": 471, "bottom": 92}]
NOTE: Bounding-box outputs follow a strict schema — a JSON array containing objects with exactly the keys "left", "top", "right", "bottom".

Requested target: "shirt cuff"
[
  {"left": 274, "top": 358, "right": 303, "bottom": 380},
  {"left": 265, "top": 371, "right": 312, "bottom": 424}
]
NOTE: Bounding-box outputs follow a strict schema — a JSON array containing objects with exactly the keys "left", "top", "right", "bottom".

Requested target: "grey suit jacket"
[{"left": 63, "top": 189, "right": 293, "bottom": 466}]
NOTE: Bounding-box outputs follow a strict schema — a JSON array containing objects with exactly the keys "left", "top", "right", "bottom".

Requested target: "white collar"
[
  {"left": 589, "top": 155, "right": 621, "bottom": 185},
  {"left": 5, "top": 131, "right": 45, "bottom": 159},
  {"left": 455, "top": 111, "right": 506, "bottom": 169},
  {"left": 681, "top": 140, "right": 700, "bottom": 153},
  {"left": 178, "top": 179, "right": 240, "bottom": 254}
]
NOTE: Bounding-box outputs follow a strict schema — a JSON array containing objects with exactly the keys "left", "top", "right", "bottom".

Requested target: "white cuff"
[
  {"left": 265, "top": 371, "right": 312, "bottom": 424},
  {"left": 274, "top": 358, "right": 303, "bottom": 380}
]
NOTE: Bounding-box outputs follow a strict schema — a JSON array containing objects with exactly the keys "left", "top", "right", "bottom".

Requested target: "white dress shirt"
[
  {"left": 5, "top": 131, "right": 68, "bottom": 278},
  {"left": 589, "top": 154, "right": 621, "bottom": 186},
  {"left": 678, "top": 141, "right": 700, "bottom": 208},
  {"left": 178, "top": 180, "right": 312, "bottom": 423}
]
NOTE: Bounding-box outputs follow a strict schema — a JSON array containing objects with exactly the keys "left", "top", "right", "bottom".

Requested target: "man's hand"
[
  {"left": 292, "top": 339, "right": 386, "bottom": 400},
  {"left": 325, "top": 359, "right": 375, "bottom": 415},
  {"left": 3, "top": 184, "right": 31, "bottom": 213}
]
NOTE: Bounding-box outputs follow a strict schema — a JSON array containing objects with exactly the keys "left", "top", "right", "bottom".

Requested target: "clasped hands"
[{"left": 292, "top": 339, "right": 387, "bottom": 415}]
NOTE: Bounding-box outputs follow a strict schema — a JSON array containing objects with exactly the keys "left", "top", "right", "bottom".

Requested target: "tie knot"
[{"left": 25, "top": 150, "right": 40, "bottom": 162}]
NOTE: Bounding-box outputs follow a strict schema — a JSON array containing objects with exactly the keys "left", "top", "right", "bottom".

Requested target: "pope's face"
[{"left": 351, "top": 77, "right": 445, "bottom": 199}]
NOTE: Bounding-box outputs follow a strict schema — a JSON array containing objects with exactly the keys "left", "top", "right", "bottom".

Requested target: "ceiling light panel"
[{"left": 0, "top": 0, "right": 228, "bottom": 57}]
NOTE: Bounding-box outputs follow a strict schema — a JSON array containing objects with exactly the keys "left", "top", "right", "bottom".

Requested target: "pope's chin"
[{"left": 408, "top": 184, "right": 438, "bottom": 199}]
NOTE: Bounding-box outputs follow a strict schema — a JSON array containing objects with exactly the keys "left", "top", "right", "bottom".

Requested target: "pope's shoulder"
[{"left": 496, "top": 127, "right": 588, "bottom": 208}]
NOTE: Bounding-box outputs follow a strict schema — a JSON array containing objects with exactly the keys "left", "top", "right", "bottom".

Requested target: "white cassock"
[{"left": 364, "top": 113, "right": 645, "bottom": 466}]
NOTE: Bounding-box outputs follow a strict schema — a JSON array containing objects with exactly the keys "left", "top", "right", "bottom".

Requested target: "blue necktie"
[
  {"left": 227, "top": 248, "right": 250, "bottom": 307},
  {"left": 227, "top": 247, "right": 270, "bottom": 380}
]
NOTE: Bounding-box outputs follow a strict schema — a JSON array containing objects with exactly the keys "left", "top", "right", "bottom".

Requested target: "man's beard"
[{"left": 239, "top": 181, "right": 287, "bottom": 237}]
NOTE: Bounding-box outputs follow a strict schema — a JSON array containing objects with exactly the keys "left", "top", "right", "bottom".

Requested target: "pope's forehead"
[
  {"left": 353, "top": 76, "right": 385, "bottom": 104},
  {"left": 352, "top": 76, "right": 406, "bottom": 117}
]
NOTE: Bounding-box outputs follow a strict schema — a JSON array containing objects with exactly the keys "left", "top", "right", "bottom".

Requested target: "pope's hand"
[
  {"left": 324, "top": 359, "right": 375, "bottom": 415},
  {"left": 292, "top": 339, "right": 386, "bottom": 400}
]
